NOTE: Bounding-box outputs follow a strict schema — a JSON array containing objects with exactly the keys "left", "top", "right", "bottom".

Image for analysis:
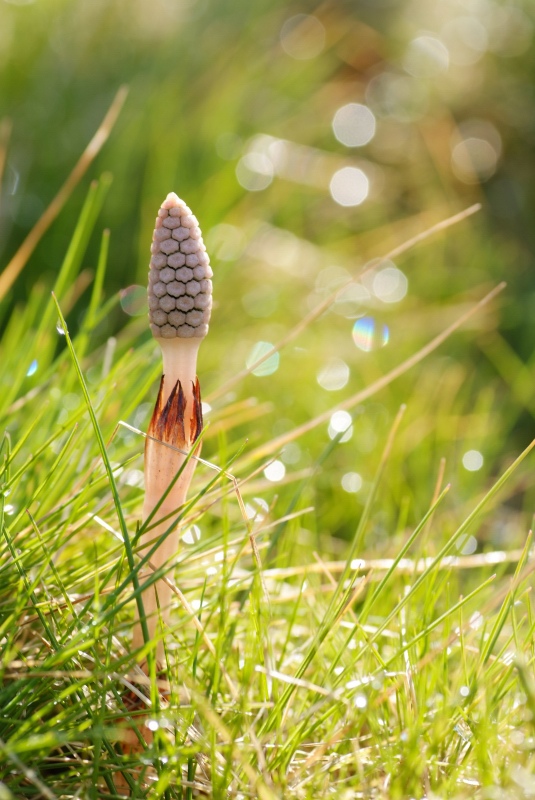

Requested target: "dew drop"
[
  {"left": 26, "top": 359, "right": 38, "bottom": 377},
  {"left": 56, "top": 321, "right": 65, "bottom": 336}
]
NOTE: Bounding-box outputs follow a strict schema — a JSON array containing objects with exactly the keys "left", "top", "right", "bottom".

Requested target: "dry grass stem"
[
  {"left": 209, "top": 203, "right": 482, "bottom": 401},
  {"left": 245, "top": 281, "right": 506, "bottom": 464},
  {"left": 0, "top": 86, "right": 127, "bottom": 301}
]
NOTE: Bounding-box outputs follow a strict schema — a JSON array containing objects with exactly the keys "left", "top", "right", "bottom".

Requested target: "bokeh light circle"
[
  {"left": 352, "top": 317, "right": 389, "bottom": 352},
  {"left": 317, "top": 358, "right": 350, "bottom": 391},
  {"left": 332, "top": 103, "right": 376, "bottom": 147},
  {"left": 372, "top": 265, "right": 408, "bottom": 304},
  {"left": 236, "top": 153, "right": 274, "bottom": 192},
  {"left": 404, "top": 35, "right": 449, "bottom": 76},
  {"left": 246, "top": 341, "right": 280, "bottom": 376},
  {"left": 120, "top": 285, "right": 147, "bottom": 316},
  {"left": 462, "top": 450, "right": 484, "bottom": 472},
  {"left": 330, "top": 167, "right": 369, "bottom": 206},
  {"left": 328, "top": 410, "right": 353, "bottom": 442},
  {"left": 280, "top": 14, "right": 325, "bottom": 60},
  {"left": 341, "top": 472, "right": 363, "bottom": 493},
  {"left": 451, "top": 138, "right": 498, "bottom": 184}
]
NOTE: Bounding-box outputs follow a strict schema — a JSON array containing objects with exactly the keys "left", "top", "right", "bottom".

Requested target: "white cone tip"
[{"left": 162, "top": 192, "right": 180, "bottom": 209}]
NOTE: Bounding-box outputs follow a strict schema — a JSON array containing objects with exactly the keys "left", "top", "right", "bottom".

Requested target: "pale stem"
[
  {"left": 158, "top": 337, "right": 201, "bottom": 435},
  {"left": 133, "top": 337, "right": 201, "bottom": 666}
]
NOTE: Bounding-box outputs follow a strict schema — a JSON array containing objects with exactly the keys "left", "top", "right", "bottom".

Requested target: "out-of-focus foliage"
[
  {"left": 2, "top": 0, "right": 534, "bottom": 311},
  {"left": 2, "top": 0, "right": 535, "bottom": 537}
]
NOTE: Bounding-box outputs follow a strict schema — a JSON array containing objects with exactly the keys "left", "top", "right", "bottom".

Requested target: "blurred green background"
[{"left": 2, "top": 0, "right": 534, "bottom": 546}]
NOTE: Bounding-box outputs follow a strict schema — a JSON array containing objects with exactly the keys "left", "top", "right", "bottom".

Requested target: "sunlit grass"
[
  {"left": 0, "top": 151, "right": 533, "bottom": 798},
  {"left": 2, "top": 1, "right": 535, "bottom": 794}
]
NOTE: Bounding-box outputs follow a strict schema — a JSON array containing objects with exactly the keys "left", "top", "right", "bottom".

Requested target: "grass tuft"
[{"left": 1, "top": 127, "right": 534, "bottom": 800}]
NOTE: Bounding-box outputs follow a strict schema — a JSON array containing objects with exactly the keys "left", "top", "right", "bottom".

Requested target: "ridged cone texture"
[{"left": 148, "top": 192, "right": 213, "bottom": 340}]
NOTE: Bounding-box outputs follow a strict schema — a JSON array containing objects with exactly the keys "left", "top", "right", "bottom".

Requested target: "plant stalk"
[{"left": 132, "top": 192, "right": 212, "bottom": 670}]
